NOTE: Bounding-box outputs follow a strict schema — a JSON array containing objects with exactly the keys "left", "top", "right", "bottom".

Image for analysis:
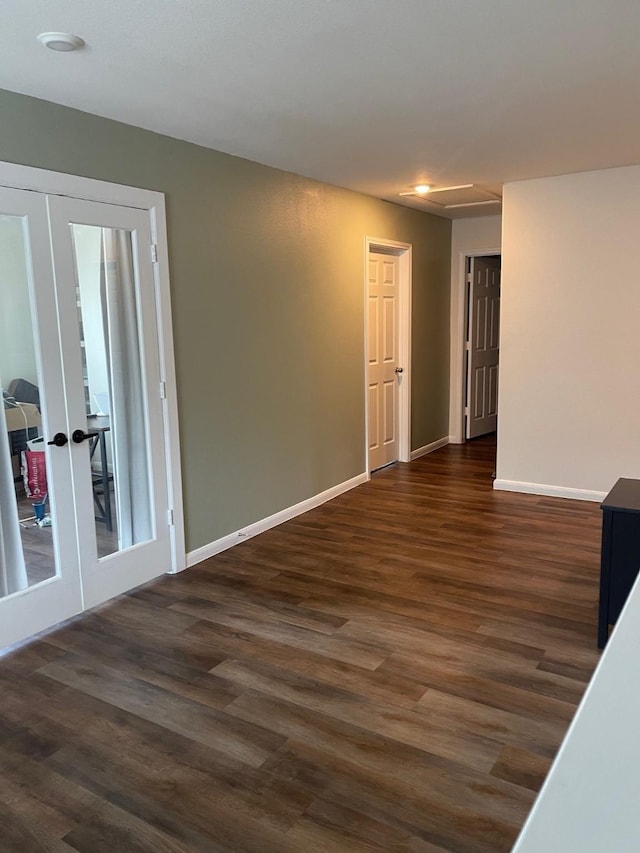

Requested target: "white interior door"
[
  {"left": 368, "top": 251, "right": 401, "bottom": 471},
  {"left": 0, "top": 188, "right": 83, "bottom": 647},
  {"left": 0, "top": 187, "right": 173, "bottom": 649},
  {"left": 466, "top": 256, "right": 500, "bottom": 439}
]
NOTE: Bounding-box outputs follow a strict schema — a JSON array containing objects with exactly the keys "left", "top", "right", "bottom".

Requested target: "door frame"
[
  {"left": 449, "top": 247, "right": 501, "bottom": 444},
  {"left": 364, "top": 237, "right": 412, "bottom": 474},
  {"left": 0, "top": 160, "right": 186, "bottom": 574}
]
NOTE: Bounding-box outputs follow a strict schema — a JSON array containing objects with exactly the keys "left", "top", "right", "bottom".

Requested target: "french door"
[{"left": 0, "top": 185, "right": 172, "bottom": 648}]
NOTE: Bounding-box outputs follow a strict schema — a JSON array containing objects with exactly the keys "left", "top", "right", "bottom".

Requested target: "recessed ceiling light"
[
  {"left": 37, "top": 32, "right": 85, "bottom": 52},
  {"left": 414, "top": 184, "right": 431, "bottom": 194}
]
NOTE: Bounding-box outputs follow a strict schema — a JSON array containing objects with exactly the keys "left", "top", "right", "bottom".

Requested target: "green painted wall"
[{"left": 0, "top": 88, "right": 451, "bottom": 552}]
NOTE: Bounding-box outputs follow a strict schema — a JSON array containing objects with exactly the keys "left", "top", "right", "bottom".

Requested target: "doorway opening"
[
  {"left": 449, "top": 246, "right": 502, "bottom": 444},
  {"left": 364, "top": 237, "right": 412, "bottom": 475},
  {"left": 464, "top": 255, "right": 501, "bottom": 441}
]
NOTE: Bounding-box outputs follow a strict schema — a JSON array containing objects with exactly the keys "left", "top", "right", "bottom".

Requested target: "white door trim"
[
  {"left": 0, "top": 161, "right": 162, "bottom": 209},
  {"left": 449, "top": 247, "right": 501, "bottom": 444},
  {"left": 150, "top": 202, "right": 186, "bottom": 573},
  {"left": 0, "top": 160, "right": 185, "bottom": 575},
  {"left": 364, "top": 236, "right": 412, "bottom": 472}
]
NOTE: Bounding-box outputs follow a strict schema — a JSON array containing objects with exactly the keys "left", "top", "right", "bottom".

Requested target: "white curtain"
[
  {"left": 0, "top": 395, "right": 28, "bottom": 596},
  {"left": 100, "top": 230, "right": 152, "bottom": 548}
]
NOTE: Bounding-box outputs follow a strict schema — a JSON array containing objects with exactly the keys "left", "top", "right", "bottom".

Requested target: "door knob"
[
  {"left": 395, "top": 367, "right": 404, "bottom": 374},
  {"left": 47, "top": 432, "right": 68, "bottom": 447},
  {"left": 71, "top": 429, "right": 92, "bottom": 444}
]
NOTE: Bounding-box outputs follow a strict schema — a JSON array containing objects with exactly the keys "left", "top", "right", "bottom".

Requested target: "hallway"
[{"left": 0, "top": 436, "right": 602, "bottom": 851}]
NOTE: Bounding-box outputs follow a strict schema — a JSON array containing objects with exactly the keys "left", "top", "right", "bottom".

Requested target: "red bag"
[{"left": 22, "top": 449, "right": 48, "bottom": 501}]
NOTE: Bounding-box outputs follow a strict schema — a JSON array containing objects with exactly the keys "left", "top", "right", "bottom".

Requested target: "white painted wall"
[
  {"left": 449, "top": 215, "right": 502, "bottom": 441},
  {"left": 496, "top": 166, "right": 640, "bottom": 497},
  {"left": 513, "top": 570, "right": 640, "bottom": 851},
  {"left": 0, "top": 215, "right": 38, "bottom": 390}
]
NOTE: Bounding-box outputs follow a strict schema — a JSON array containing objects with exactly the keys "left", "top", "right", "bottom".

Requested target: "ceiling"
[{"left": 3, "top": 0, "right": 640, "bottom": 218}]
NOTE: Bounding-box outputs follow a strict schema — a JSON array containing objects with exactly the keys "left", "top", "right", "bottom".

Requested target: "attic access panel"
[{"left": 400, "top": 184, "right": 501, "bottom": 210}]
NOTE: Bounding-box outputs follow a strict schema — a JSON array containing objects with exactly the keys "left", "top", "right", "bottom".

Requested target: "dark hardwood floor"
[{"left": 0, "top": 436, "right": 603, "bottom": 851}]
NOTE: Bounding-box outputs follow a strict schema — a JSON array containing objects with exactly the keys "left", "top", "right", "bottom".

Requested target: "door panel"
[
  {"left": 0, "top": 189, "right": 83, "bottom": 648},
  {"left": 383, "top": 296, "right": 395, "bottom": 361},
  {"left": 488, "top": 364, "right": 499, "bottom": 417},
  {"left": 368, "top": 384, "right": 379, "bottom": 453},
  {"left": 475, "top": 295, "right": 487, "bottom": 350},
  {"left": 368, "top": 296, "right": 379, "bottom": 365},
  {"left": 47, "top": 196, "right": 170, "bottom": 609},
  {"left": 473, "top": 367, "right": 486, "bottom": 420},
  {"left": 466, "top": 257, "right": 501, "bottom": 439},
  {"left": 383, "top": 380, "right": 396, "bottom": 444},
  {"left": 489, "top": 296, "right": 500, "bottom": 350}
]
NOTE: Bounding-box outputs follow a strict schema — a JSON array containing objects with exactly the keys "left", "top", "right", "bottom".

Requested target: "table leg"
[{"left": 99, "top": 430, "right": 112, "bottom": 532}]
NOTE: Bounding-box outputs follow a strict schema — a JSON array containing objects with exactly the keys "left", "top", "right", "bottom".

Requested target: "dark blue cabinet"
[{"left": 598, "top": 478, "right": 640, "bottom": 648}]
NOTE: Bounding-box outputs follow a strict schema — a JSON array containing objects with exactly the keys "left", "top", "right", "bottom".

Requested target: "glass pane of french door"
[
  {"left": 0, "top": 213, "right": 55, "bottom": 589},
  {"left": 47, "top": 196, "right": 171, "bottom": 611},
  {"left": 0, "top": 188, "right": 83, "bottom": 649},
  {"left": 69, "top": 224, "right": 154, "bottom": 558}
]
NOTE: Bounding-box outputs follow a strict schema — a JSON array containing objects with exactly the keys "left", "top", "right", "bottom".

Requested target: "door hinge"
[
  {"left": 467, "top": 273, "right": 472, "bottom": 284},
  {"left": 464, "top": 406, "right": 470, "bottom": 417},
  {"left": 151, "top": 243, "right": 158, "bottom": 263},
  {"left": 168, "top": 508, "right": 174, "bottom": 526},
  {"left": 159, "top": 381, "right": 167, "bottom": 399},
  {"left": 465, "top": 340, "right": 471, "bottom": 351}
]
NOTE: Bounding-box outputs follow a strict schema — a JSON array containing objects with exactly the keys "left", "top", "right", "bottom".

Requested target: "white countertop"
[{"left": 513, "top": 572, "right": 640, "bottom": 851}]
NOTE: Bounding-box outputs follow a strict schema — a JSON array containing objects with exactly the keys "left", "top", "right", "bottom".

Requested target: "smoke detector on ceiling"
[
  {"left": 37, "top": 32, "right": 85, "bottom": 52},
  {"left": 399, "top": 184, "right": 501, "bottom": 210}
]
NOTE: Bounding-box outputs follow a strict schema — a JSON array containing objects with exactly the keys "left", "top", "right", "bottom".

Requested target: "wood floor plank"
[
  {"left": 287, "top": 797, "right": 415, "bottom": 851},
  {"left": 44, "top": 621, "right": 240, "bottom": 711},
  {"left": 0, "top": 435, "right": 602, "bottom": 851},
  {"left": 203, "top": 625, "right": 429, "bottom": 709},
  {"left": 37, "top": 655, "right": 285, "bottom": 768},
  {"left": 335, "top": 618, "right": 546, "bottom": 675},
  {"left": 179, "top": 603, "right": 388, "bottom": 670},
  {"left": 178, "top": 586, "right": 349, "bottom": 634},
  {"left": 0, "top": 741, "right": 202, "bottom": 852},
  {"left": 0, "top": 798, "right": 74, "bottom": 853},
  {"left": 414, "top": 688, "right": 567, "bottom": 758},
  {"left": 229, "top": 692, "right": 534, "bottom": 822},
  {"left": 299, "top": 588, "right": 557, "bottom": 665},
  {"left": 377, "top": 654, "right": 579, "bottom": 723},
  {"left": 217, "top": 658, "right": 501, "bottom": 771},
  {"left": 0, "top": 752, "right": 76, "bottom": 839},
  {"left": 301, "top": 588, "right": 486, "bottom": 634},
  {"left": 278, "top": 738, "right": 528, "bottom": 852},
  {"left": 32, "top": 692, "right": 305, "bottom": 846},
  {"left": 46, "top": 733, "right": 311, "bottom": 840},
  {"left": 490, "top": 745, "right": 553, "bottom": 792}
]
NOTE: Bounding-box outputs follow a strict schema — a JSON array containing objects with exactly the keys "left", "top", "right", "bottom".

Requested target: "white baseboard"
[
  {"left": 185, "top": 472, "right": 368, "bottom": 569},
  {"left": 493, "top": 479, "right": 606, "bottom": 503},
  {"left": 410, "top": 436, "right": 449, "bottom": 461}
]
